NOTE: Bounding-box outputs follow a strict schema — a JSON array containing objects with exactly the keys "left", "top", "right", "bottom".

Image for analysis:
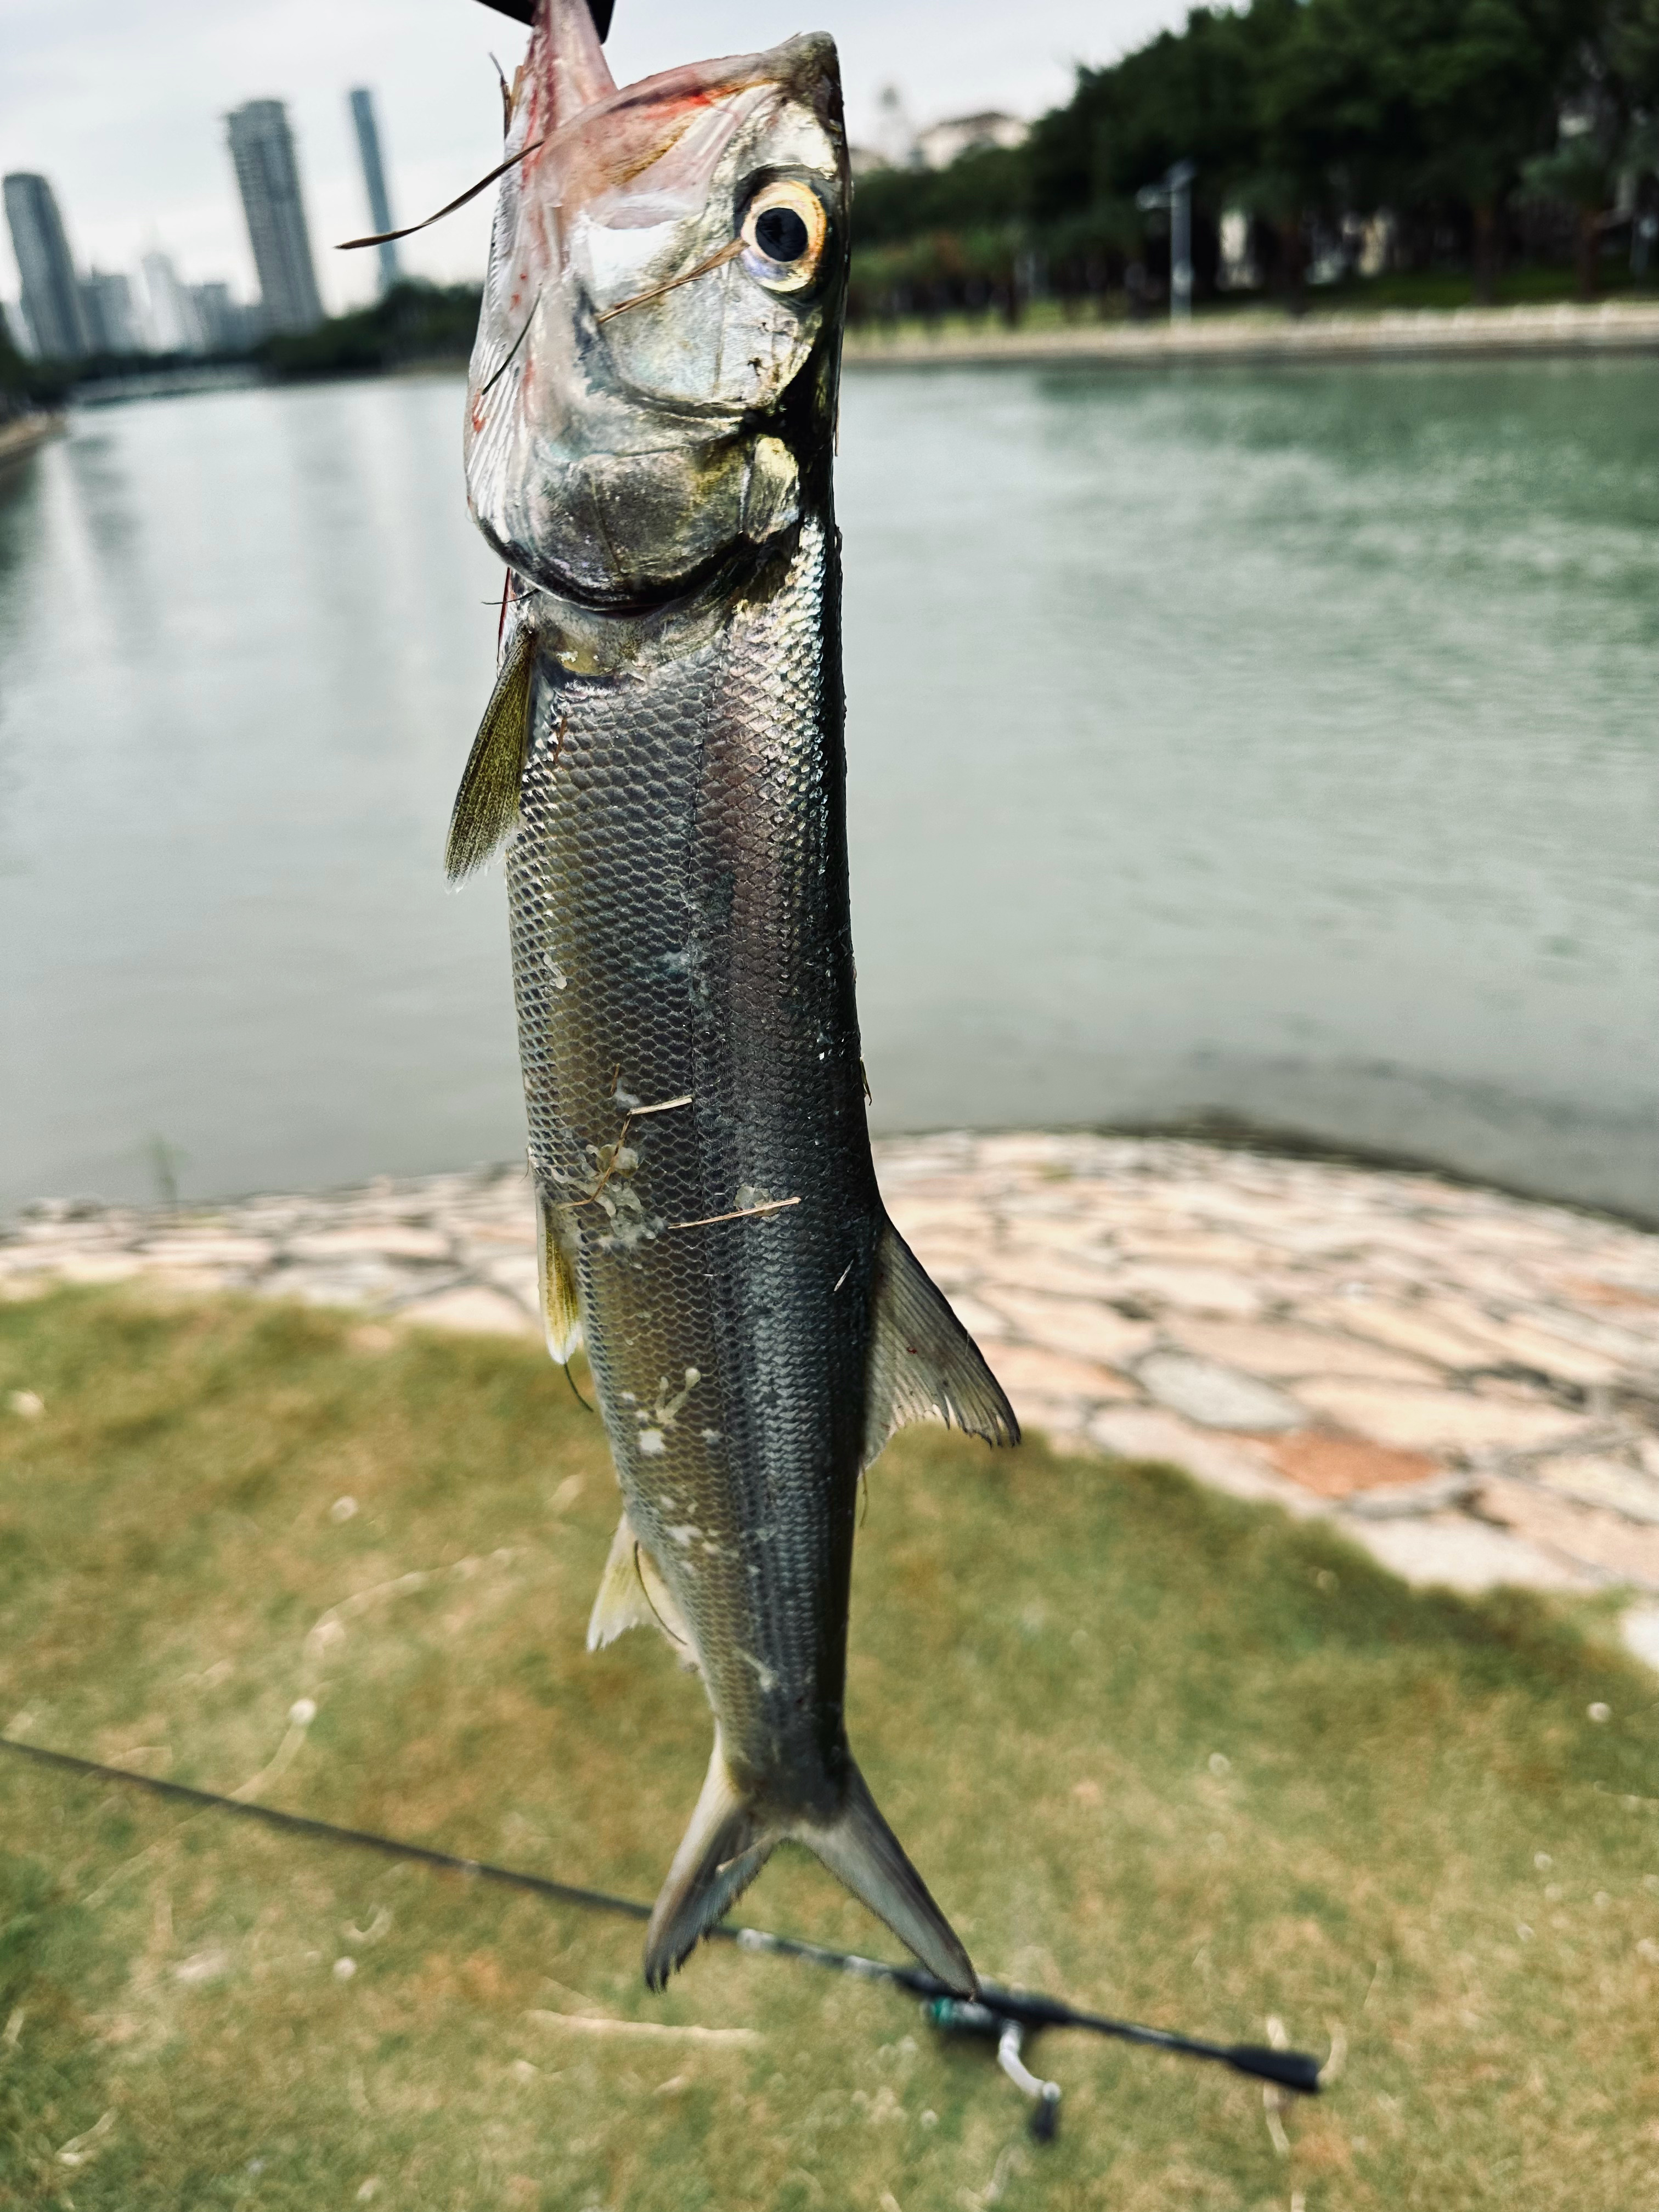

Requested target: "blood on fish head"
[{"left": 466, "top": 0, "right": 847, "bottom": 606}]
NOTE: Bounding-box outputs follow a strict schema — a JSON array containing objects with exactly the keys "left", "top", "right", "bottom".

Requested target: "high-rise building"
[
  {"left": 2, "top": 298, "right": 36, "bottom": 357},
  {"left": 3, "top": 172, "right": 92, "bottom": 359},
  {"left": 141, "top": 251, "right": 206, "bottom": 354},
  {"left": 190, "top": 281, "right": 248, "bottom": 353},
  {"left": 348, "top": 87, "right": 400, "bottom": 295},
  {"left": 224, "top": 100, "right": 324, "bottom": 334},
  {"left": 81, "top": 269, "right": 141, "bottom": 355}
]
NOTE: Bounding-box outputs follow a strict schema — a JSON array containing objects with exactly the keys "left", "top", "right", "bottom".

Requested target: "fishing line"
[
  {"left": 0, "top": 1733, "right": 1323, "bottom": 2138},
  {"left": 562, "top": 1359, "right": 596, "bottom": 1414},
  {"left": 336, "top": 138, "right": 548, "bottom": 253},
  {"left": 478, "top": 290, "right": 543, "bottom": 395}
]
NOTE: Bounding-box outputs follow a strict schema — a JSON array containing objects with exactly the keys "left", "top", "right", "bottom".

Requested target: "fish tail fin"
[
  {"left": 795, "top": 1759, "right": 977, "bottom": 1996},
  {"left": 644, "top": 1732, "right": 778, "bottom": 1991}
]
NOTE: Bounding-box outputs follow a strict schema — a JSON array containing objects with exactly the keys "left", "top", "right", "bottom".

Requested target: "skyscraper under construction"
[{"left": 224, "top": 100, "right": 323, "bottom": 335}]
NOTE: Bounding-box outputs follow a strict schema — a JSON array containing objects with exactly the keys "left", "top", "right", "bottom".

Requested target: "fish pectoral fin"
[
  {"left": 794, "top": 1758, "right": 977, "bottom": 1997},
  {"left": 536, "top": 1186, "right": 584, "bottom": 1364},
  {"left": 585, "top": 1513, "right": 697, "bottom": 1665},
  {"left": 444, "top": 619, "right": 535, "bottom": 881},
  {"left": 864, "top": 1218, "right": 1020, "bottom": 1463},
  {"left": 644, "top": 1731, "right": 777, "bottom": 1991}
]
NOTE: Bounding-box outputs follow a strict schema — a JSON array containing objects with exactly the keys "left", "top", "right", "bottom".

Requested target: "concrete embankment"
[
  {"left": 0, "top": 413, "right": 64, "bottom": 470},
  {"left": 845, "top": 300, "right": 1659, "bottom": 370},
  {"left": 7, "top": 1132, "right": 1658, "bottom": 1664}
]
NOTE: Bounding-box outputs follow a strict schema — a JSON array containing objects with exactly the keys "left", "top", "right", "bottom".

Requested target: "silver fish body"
[{"left": 458, "top": 1, "right": 1015, "bottom": 1992}]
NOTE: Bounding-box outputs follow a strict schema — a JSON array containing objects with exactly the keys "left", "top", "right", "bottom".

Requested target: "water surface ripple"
[{"left": 1, "top": 362, "right": 1654, "bottom": 1216}]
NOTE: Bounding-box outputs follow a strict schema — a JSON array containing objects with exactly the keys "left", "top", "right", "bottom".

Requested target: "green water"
[{"left": 1, "top": 359, "right": 1655, "bottom": 1216}]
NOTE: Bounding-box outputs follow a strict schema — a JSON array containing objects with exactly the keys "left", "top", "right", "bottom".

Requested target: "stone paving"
[
  {"left": 844, "top": 298, "right": 1659, "bottom": 370},
  {"left": 6, "top": 1133, "right": 1659, "bottom": 1669}
]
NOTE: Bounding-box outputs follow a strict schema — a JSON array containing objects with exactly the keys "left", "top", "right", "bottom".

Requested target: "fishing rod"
[
  {"left": 473, "top": 0, "right": 615, "bottom": 36},
  {"left": 1, "top": 1734, "right": 1323, "bottom": 2140}
]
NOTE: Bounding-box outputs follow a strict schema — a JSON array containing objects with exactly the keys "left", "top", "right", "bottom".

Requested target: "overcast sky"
[{"left": 2, "top": 0, "right": 1189, "bottom": 315}]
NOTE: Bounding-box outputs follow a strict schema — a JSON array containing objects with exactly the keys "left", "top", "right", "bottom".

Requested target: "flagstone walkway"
[{"left": 7, "top": 1133, "right": 1658, "bottom": 1668}]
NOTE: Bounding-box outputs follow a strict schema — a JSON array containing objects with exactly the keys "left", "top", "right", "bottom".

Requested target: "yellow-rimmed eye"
[{"left": 740, "top": 180, "right": 827, "bottom": 292}]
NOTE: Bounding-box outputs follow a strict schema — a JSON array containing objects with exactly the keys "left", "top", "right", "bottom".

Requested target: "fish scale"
[
  {"left": 508, "top": 521, "right": 871, "bottom": 1802},
  {"left": 457, "top": 0, "right": 1015, "bottom": 1993}
]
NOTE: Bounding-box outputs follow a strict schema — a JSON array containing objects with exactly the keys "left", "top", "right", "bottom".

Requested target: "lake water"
[{"left": 2, "top": 359, "right": 1655, "bottom": 1220}]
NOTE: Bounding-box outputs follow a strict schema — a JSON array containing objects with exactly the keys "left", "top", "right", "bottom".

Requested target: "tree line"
[{"left": 850, "top": 0, "right": 1659, "bottom": 321}]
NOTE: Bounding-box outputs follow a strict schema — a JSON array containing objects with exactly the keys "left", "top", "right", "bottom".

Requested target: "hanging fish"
[{"left": 454, "top": 0, "right": 1017, "bottom": 1994}]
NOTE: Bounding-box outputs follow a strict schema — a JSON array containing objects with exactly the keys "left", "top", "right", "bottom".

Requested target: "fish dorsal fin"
[
  {"left": 586, "top": 1512, "right": 697, "bottom": 1664},
  {"left": 445, "top": 622, "right": 535, "bottom": 882},
  {"left": 535, "top": 1185, "right": 583, "bottom": 1364},
  {"left": 864, "top": 1218, "right": 1020, "bottom": 1465}
]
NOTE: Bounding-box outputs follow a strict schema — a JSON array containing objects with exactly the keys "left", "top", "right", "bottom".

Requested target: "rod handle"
[{"left": 1226, "top": 2045, "right": 1323, "bottom": 2095}]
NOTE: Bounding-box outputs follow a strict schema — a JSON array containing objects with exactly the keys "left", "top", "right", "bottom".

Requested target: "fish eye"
[
  {"left": 739, "top": 179, "right": 827, "bottom": 292},
  {"left": 756, "top": 205, "right": 809, "bottom": 261}
]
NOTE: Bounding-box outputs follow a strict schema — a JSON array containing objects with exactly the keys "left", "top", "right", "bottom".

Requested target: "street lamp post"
[{"left": 1136, "top": 159, "right": 1197, "bottom": 322}]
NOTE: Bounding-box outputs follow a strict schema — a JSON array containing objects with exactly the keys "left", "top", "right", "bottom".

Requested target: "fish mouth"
[{"left": 515, "top": 528, "right": 779, "bottom": 619}]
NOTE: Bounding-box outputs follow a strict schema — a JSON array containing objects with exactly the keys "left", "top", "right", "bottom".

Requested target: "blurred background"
[{"left": 3, "top": 0, "right": 1656, "bottom": 1221}]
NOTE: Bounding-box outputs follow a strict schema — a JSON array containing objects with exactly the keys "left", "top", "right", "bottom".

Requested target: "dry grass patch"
[{"left": 1, "top": 1285, "right": 1656, "bottom": 2210}]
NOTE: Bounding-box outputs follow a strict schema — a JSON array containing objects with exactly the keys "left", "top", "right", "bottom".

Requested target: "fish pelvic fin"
[
  {"left": 865, "top": 1218, "right": 1020, "bottom": 1464},
  {"left": 797, "top": 1759, "right": 977, "bottom": 1996},
  {"left": 535, "top": 1185, "right": 583, "bottom": 1363},
  {"left": 644, "top": 1731, "right": 777, "bottom": 1991},
  {"left": 586, "top": 1513, "right": 698, "bottom": 1664},
  {"left": 445, "top": 620, "right": 535, "bottom": 881}
]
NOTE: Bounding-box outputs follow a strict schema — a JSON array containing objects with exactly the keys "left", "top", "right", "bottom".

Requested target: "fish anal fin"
[
  {"left": 586, "top": 1513, "right": 654, "bottom": 1651},
  {"left": 864, "top": 1218, "right": 1019, "bottom": 1464},
  {"left": 585, "top": 1513, "right": 698, "bottom": 1667},
  {"left": 536, "top": 1186, "right": 583, "bottom": 1364},
  {"left": 644, "top": 1730, "right": 777, "bottom": 1991},
  {"left": 445, "top": 620, "right": 535, "bottom": 881},
  {"left": 794, "top": 1759, "right": 977, "bottom": 1996}
]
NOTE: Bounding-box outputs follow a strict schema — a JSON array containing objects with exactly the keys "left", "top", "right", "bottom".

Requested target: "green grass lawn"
[{"left": 2, "top": 1287, "right": 1656, "bottom": 2210}]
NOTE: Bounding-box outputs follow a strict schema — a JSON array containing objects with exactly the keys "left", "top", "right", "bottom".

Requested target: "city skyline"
[
  {"left": 0, "top": 158, "right": 283, "bottom": 361},
  {"left": 4, "top": 84, "right": 354, "bottom": 359},
  {"left": 1, "top": 0, "right": 1184, "bottom": 319}
]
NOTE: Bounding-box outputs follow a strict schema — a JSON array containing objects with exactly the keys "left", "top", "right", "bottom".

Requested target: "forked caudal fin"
[{"left": 643, "top": 1736, "right": 977, "bottom": 1996}]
